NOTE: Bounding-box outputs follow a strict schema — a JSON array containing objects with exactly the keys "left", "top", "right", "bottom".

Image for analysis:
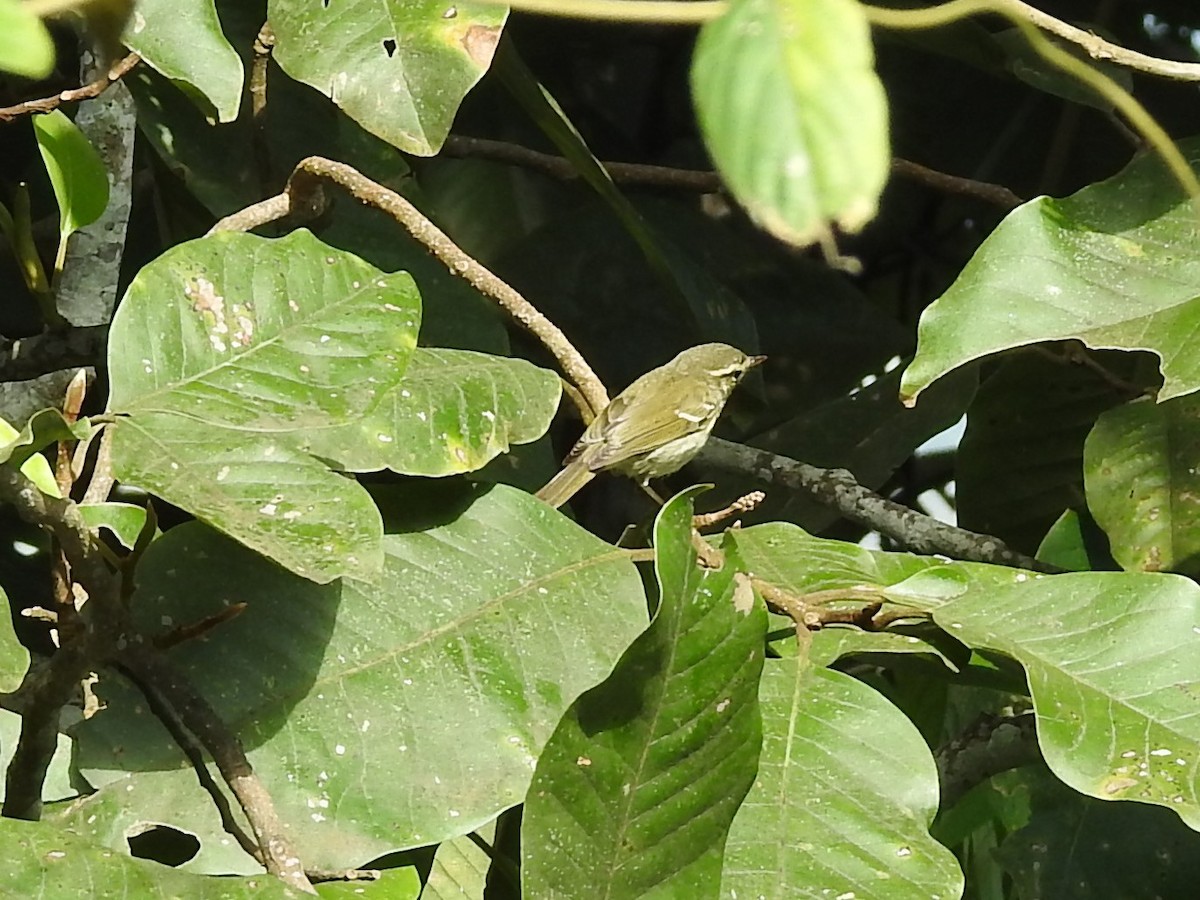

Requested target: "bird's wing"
[{"left": 581, "top": 378, "right": 714, "bottom": 471}]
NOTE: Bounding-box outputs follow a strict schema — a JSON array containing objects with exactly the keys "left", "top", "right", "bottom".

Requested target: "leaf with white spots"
[
  {"left": 721, "top": 657, "right": 964, "bottom": 899},
  {"left": 521, "top": 488, "right": 766, "bottom": 898},
  {"left": 69, "top": 487, "right": 648, "bottom": 869},
  {"left": 107, "top": 229, "right": 421, "bottom": 581},
  {"left": 934, "top": 571, "right": 1200, "bottom": 833},
  {"left": 302, "top": 347, "right": 561, "bottom": 475}
]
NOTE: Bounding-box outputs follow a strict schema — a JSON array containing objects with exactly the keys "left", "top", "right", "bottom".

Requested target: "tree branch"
[
  {"left": 209, "top": 156, "right": 610, "bottom": 418},
  {"left": 700, "top": 437, "right": 1059, "bottom": 572},
  {"left": 443, "top": 134, "right": 1024, "bottom": 209},
  {"left": 936, "top": 711, "right": 1040, "bottom": 809},
  {"left": 0, "top": 53, "right": 141, "bottom": 123},
  {"left": 120, "top": 644, "right": 314, "bottom": 893}
]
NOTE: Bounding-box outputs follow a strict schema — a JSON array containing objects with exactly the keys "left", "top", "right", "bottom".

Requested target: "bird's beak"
[{"left": 747, "top": 354, "right": 767, "bottom": 369}]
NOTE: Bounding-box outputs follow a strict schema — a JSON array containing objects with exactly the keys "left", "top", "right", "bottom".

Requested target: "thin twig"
[
  {"left": 210, "top": 157, "right": 610, "bottom": 419},
  {"left": 122, "top": 660, "right": 261, "bottom": 861},
  {"left": 442, "top": 134, "right": 1024, "bottom": 209},
  {"left": 700, "top": 437, "right": 1059, "bottom": 573},
  {"left": 121, "top": 644, "right": 315, "bottom": 893},
  {"left": 80, "top": 425, "right": 115, "bottom": 505},
  {"left": 250, "top": 22, "right": 276, "bottom": 193},
  {"left": 493, "top": 0, "right": 1200, "bottom": 82},
  {"left": 0, "top": 53, "right": 141, "bottom": 122},
  {"left": 890, "top": 158, "right": 1023, "bottom": 209},
  {"left": 693, "top": 491, "right": 765, "bottom": 530},
  {"left": 442, "top": 135, "right": 722, "bottom": 192}
]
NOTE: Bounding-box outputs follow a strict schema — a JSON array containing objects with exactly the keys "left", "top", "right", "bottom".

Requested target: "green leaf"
[
  {"left": 1084, "top": 395, "right": 1200, "bottom": 576},
  {"left": 106, "top": 229, "right": 423, "bottom": 581},
  {"left": 78, "top": 502, "right": 149, "bottom": 550},
  {"left": 934, "top": 571, "right": 1200, "bottom": 831},
  {"left": 721, "top": 658, "right": 963, "bottom": 898},
  {"left": 301, "top": 348, "right": 561, "bottom": 475},
  {"left": 0, "top": 408, "right": 92, "bottom": 498},
  {"left": 0, "top": 817, "right": 302, "bottom": 897},
  {"left": 33, "top": 110, "right": 111, "bottom": 241},
  {"left": 268, "top": 0, "right": 507, "bottom": 155},
  {"left": 521, "top": 487, "right": 766, "bottom": 898},
  {"left": 422, "top": 827, "right": 493, "bottom": 899},
  {"left": 0, "top": 0, "right": 54, "bottom": 79},
  {"left": 902, "top": 138, "right": 1200, "bottom": 405},
  {"left": 731, "top": 522, "right": 1028, "bottom": 614},
  {"left": 123, "top": 0, "right": 244, "bottom": 122},
  {"left": 691, "top": 0, "right": 889, "bottom": 247},
  {"left": 0, "top": 408, "right": 91, "bottom": 473},
  {"left": 72, "top": 487, "right": 648, "bottom": 869}
]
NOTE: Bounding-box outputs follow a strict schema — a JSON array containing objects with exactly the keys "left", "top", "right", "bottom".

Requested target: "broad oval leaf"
[
  {"left": 0, "top": 0, "right": 54, "bottom": 79},
  {"left": 301, "top": 348, "right": 561, "bottom": 475},
  {"left": 522, "top": 488, "right": 766, "bottom": 898},
  {"left": 33, "top": 110, "right": 110, "bottom": 241},
  {"left": 123, "top": 0, "right": 244, "bottom": 122},
  {"left": 269, "top": 0, "right": 507, "bottom": 155},
  {"left": 691, "top": 0, "right": 888, "bottom": 247},
  {"left": 1085, "top": 395, "right": 1200, "bottom": 576},
  {"left": 722, "top": 658, "right": 964, "bottom": 899},
  {"left": 107, "top": 229, "right": 422, "bottom": 581},
  {"left": 902, "top": 139, "right": 1200, "bottom": 405},
  {"left": 935, "top": 571, "right": 1200, "bottom": 831},
  {"left": 72, "top": 486, "right": 648, "bottom": 869}
]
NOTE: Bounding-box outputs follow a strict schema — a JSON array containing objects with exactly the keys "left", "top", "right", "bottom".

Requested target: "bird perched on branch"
[{"left": 536, "top": 342, "right": 765, "bottom": 508}]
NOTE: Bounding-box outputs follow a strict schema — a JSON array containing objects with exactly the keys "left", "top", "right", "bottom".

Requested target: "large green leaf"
[
  {"left": 301, "top": 348, "right": 560, "bottom": 476},
  {"left": 1085, "top": 395, "right": 1200, "bottom": 576},
  {"left": 268, "top": 0, "right": 507, "bottom": 155},
  {"left": 0, "top": 0, "right": 53, "bottom": 79},
  {"left": 522, "top": 488, "right": 766, "bottom": 898},
  {"left": 691, "top": 0, "right": 888, "bottom": 247},
  {"left": 123, "top": 0, "right": 244, "bottom": 122},
  {"left": 71, "top": 487, "right": 648, "bottom": 869},
  {"left": 721, "top": 658, "right": 964, "bottom": 899},
  {"left": 934, "top": 571, "right": 1200, "bottom": 831},
  {"left": 902, "top": 139, "right": 1200, "bottom": 405},
  {"left": 106, "top": 229, "right": 422, "bottom": 581},
  {"left": 957, "top": 350, "right": 1142, "bottom": 555},
  {"left": 33, "top": 110, "right": 110, "bottom": 242},
  {"left": 0, "top": 817, "right": 301, "bottom": 897}
]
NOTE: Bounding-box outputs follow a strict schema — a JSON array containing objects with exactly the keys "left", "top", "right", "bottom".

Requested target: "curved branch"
[{"left": 210, "top": 157, "right": 610, "bottom": 418}]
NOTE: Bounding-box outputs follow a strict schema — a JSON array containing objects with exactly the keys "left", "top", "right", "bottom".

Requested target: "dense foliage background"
[{"left": 3, "top": 0, "right": 1200, "bottom": 896}]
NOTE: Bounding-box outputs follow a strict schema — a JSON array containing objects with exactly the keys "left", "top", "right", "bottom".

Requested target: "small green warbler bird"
[{"left": 536, "top": 343, "right": 765, "bottom": 508}]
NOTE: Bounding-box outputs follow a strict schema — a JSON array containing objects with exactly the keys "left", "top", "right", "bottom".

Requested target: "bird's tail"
[{"left": 535, "top": 460, "right": 595, "bottom": 508}]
